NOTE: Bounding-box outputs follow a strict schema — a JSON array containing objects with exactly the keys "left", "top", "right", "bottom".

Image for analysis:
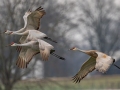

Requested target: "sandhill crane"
[
  {"left": 8, "top": 39, "right": 65, "bottom": 68},
  {"left": 70, "top": 47, "right": 120, "bottom": 83},
  {"left": 4, "top": 6, "right": 45, "bottom": 34},
  {"left": 11, "top": 30, "right": 57, "bottom": 66},
  {"left": 8, "top": 30, "right": 57, "bottom": 43}
]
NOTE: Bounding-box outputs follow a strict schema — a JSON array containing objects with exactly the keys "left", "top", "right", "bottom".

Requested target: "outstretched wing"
[
  {"left": 19, "top": 36, "right": 27, "bottom": 43},
  {"left": 38, "top": 40, "right": 50, "bottom": 61},
  {"left": 16, "top": 46, "right": 39, "bottom": 68},
  {"left": 25, "top": 48, "right": 39, "bottom": 64},
  {"left": 26, "top": 6, "right": 46, "bottom": 30},
  {"left": 16, "top": 47, "right": 28, "bottom": 68},
  {"left": 16, "top": 36, "right": 28, "bottom": 52},
  {"left": 72, "top": 57, "right": 96, "bottom": 83}
]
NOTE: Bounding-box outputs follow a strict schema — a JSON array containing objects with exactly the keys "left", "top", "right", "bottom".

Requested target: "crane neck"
[
  {"left": 12, "top": 30, "right": 28, "bottom": 35},
  {"left": 13, "top": 41, "right": 37, "bottom": 47},
  {"left": 76, "top": 48, "right": 87, "bottom": 53},
  {"left": 15, "top": 28, "right": 26, "bottom": 33}
]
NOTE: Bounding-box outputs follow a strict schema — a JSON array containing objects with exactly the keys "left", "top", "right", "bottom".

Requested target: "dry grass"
[{"left": 13, "top": 75, "right": 120, "bottom": 90}]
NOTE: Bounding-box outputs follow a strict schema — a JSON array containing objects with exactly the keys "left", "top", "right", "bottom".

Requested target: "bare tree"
[
  {"left": 41, "top": 0, "right": 81, "bottom": 77},
  {"left": 0, "top": 0, "right": 47, "bottom": 90},
  {"left": 77, "top": 0, "right": 120, "bottom": 54},
  {"left": 46, "top": 0, "right": 120, "bottom": 77},
  {"left": 65, "top": 0, "right": 120, "bottom": 74},
  {"left": 0, "top": 0, "right": 74, "bottom": 89}
]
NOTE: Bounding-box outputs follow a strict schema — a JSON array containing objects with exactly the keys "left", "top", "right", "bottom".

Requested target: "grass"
[{"left": 13, "top": 75, "right": 120, "bottom": 90}]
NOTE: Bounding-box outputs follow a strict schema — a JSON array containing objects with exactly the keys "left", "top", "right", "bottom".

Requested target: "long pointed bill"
[
  {"left": 5, "top": 45, "right": 10, "bottom": 47},
  {"left": 5, "top": 42, "right": 14, "bottom": 47},
  {"left": 1, "top": 30, "right": 7, "bottom": 34},
  {"left": 113, "top": 63, "right": 120, "bottom": 69}
]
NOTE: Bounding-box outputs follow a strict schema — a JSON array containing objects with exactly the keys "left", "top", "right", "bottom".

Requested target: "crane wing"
[
  {"left": 25, "top": 48, "right": 39, "bottom": 64},
  {"left": 72, "top": 57, "right": 96, "bottom": 83},
  {"left": 19, "top": 35, "right": 28, "bottom": 43},
  {"left": 23, "top": 11, "right": 31, "bottom": 29},
  {"left": 26, "top": 6, "right": 45, "bottom": 30},
  {"left": 16, "top": 36, "right": 28, "bottom": 52},
  {"left": 16, "top": 47, "right": 28, "bottom": 68},
  {"left": 38, "top": 40, "right": 50, "bottom": 61}
]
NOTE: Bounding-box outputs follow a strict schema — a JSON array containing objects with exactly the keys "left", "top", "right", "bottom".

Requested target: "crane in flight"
[
  {"left": 4, "top": 6, "right": 45, "bottom": 34},
  {"left": 70, "top": 47, "right": 120, "bottom": 83},
  {"left": 7, "top": 30, "right": 57, "bottom": 43},
  {"left": 8, "top": 39, "right": 65, "bottom": 68}
]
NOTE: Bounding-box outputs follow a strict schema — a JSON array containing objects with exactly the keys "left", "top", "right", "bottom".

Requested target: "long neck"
[
  {"left": 76, "top": 49, "right": 97, "bottom": 58},
  {"left": 13, "top": 41, "right": 37, "bottom": 47},
  {"left": 23, "top": 14, "right": 28, "bottom": 28},
  {"left": 76, "top": 48, "right": 87, "bottom": 53},
  {"left": 15, "top": 28, "right": 26, "bottom": 33},
  {"left": 12, "top": 30, "right": 28, "bottom": 35}
]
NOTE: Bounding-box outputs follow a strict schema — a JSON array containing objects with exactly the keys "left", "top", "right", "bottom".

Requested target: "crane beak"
[
  {"left": 5, "top": 45, "right": 9, "bottom": 47},
  {"left": 0, "top": 30, "right": 7, "bottom": 34},
  {"left": 70, "top": 47, "right": 76, "bottom": 50},
  {"left": 5, "top": 42, "right": 14, "bottom": 47},
  {"left": 5, "top": 44, "right": 11, "bottom": 47},
  {"left": 8, "top": 32, "right": 13, "bottom": 35}
]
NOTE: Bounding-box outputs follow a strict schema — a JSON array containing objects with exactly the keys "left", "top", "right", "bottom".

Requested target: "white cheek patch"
[{"left": 95, "top": 52, "right": 113, "bottom": 73}]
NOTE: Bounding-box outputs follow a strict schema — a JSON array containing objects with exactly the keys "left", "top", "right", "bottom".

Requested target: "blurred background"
[{"left": 0, "top": 0, "right": 120, "bottom": 90}]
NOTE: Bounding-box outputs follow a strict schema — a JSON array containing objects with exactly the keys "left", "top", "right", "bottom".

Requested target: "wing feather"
[
  {"left": 38, "top": 40, "right": 50, "bottom": 61},
  {"left": 72, "top": 57, "right": 96, "bottom": 83},
  {"left": 25, "top": 48, "right": 39, "bottom": 64},
  {"left": 16, "top": 36, "right": 27, "bottom": 52},
  {"left": 16, "top": 48, "right": 27, "bottom": 68},
  {"left": 40, "top": 48, "right": 50, "bottom": 61},
  {"left": 26, "top": 6, "right": 45, "bottom": 30}
]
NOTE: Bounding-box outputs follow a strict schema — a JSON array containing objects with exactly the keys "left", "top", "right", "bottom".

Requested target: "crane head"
[
  {"left": 4, "top": 30, "right": 13, "bottom": 35},
  {"left": 70, "top": 47, "right": 77, "bottom": 50},
  {"left": 6, "top": 42, "right": 15, "bottom": 47},
  {"left": 10, "top": 42, "right": 16, "bottom": 46}
]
